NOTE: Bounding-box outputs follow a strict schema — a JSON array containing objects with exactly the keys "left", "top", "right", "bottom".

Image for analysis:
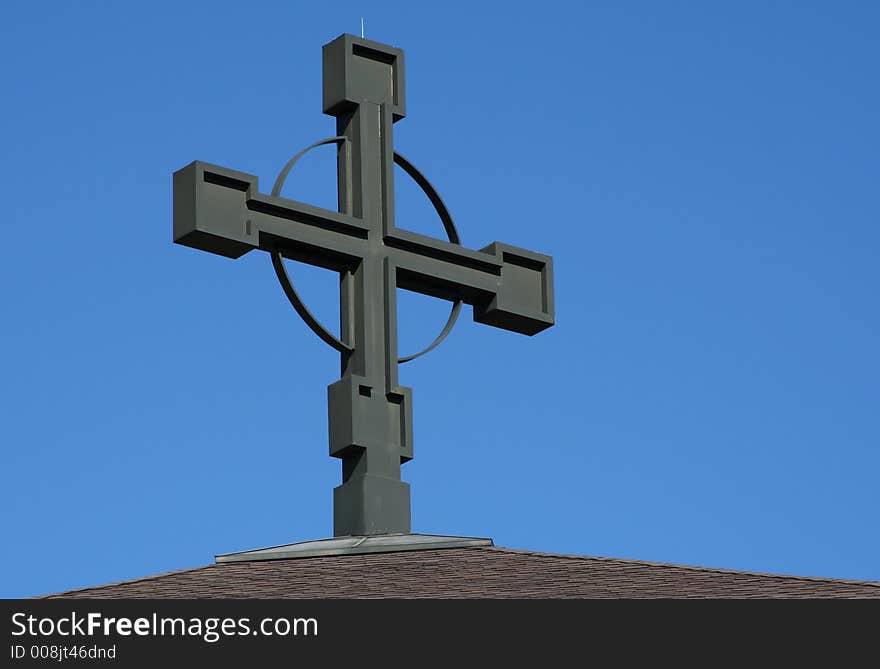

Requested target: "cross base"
[{"left": 334, "top": 474, "right": 411, "bottom": 536}]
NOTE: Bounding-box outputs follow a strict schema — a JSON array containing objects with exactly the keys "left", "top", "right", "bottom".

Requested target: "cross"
[{"left": 173, "top": 34, "right": 555, "bottom": 537}]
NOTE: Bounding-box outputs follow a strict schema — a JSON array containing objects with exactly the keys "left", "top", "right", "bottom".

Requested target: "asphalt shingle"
[{"left": 42, "top": 547, "right": 880, "bottom": 599}]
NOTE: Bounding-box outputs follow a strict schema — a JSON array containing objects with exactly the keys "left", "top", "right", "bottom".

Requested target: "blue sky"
[{"left": 2, "top": 1, "right": 878, "bottom": 597}]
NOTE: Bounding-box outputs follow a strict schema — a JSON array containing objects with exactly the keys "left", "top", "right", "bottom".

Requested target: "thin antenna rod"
[{"left": 361, "top": 18, "right": 365, "bottom": 38}]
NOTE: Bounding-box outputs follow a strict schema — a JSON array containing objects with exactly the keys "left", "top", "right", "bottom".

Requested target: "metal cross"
[{"left": 173, "top": 34, "right": 555, "bottom": 536}]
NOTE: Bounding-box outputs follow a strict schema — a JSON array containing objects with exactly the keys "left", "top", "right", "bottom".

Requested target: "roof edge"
[{"left": 485, "top": 547, "right": 880, "bottom": 588}]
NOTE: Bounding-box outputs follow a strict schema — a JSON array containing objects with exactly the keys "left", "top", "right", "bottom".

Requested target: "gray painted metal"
[
  {"left": 173, "top": 33, "right": 555, "bottom": 537},
  {"left": 215, "top": 533, "right": 494, "bottom": 563},
  {"left": 269, "top": 138, "right": 464, "bottom": 363}
]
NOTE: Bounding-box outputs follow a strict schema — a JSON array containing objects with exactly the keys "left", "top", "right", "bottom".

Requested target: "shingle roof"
[{"left": 42, "top": 546, "right": 880, "bottom": 599}]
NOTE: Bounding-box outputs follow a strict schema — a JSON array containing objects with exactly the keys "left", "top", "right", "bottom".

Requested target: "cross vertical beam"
[{"left": 324, "top": 35, "right": 412, "bottom": 535}]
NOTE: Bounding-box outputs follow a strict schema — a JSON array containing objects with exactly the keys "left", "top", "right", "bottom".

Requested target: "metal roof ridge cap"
[
  {"left": 215, "top": 533, "right": 494, "bottom": 563},
  {"left": 215, "top": 534, "right": 365, "bottom": 560}
]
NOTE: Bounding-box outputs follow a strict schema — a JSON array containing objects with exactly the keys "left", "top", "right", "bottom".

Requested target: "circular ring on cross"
[{"left": 269, "top": 137, "right": 463, "bottom": 364}]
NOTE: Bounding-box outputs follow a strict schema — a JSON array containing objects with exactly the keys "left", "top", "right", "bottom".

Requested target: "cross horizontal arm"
[
  {"left": 173, "top": 161, "right": 368, "bottom": 271},
  {"left": 386, "top": 230, "right": 555, "bottom": 336}
]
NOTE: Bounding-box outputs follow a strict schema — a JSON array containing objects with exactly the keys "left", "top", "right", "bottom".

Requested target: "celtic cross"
[{"left": 173, "top": 34, "right": 554, "bottom": 536}]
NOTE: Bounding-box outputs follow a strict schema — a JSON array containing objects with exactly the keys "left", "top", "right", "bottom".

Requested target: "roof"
[{"left": 42, "top": 545, "right": 880, "bottom": 599}]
